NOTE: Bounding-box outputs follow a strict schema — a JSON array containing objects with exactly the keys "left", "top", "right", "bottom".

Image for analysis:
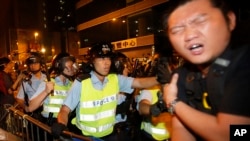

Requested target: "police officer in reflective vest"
[
  {"left": 26, "top": 52, "right": 78, "bottom": 125},
  {"left": 51, "top": 42, "right": 159, "bottom": 141},
  {"left": 138, "top": 85, "right": 171, "bottom": 141}
]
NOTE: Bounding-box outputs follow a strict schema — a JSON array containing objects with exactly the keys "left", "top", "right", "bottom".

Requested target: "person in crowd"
[
  {"left": 137, "top": 53, "right": 179, "bottom": 141},
  {"left": 156, "top": 0, "right": 250, "bottom": 140},
  {"left": 26, "top": 52, "right": 78, "bottom": 126},
  {"left": 51, "top": 42, "right": 159, "bottom": 141},
  {"left": 138, "top": 84, "right": 171, "bottom": 141},
  {"left": 15, "top": 52, "right": 48, "bottom": 140},
  {"left": 113, "top": 52, "right": 132, "bottom": 124},
  {"left": 16, "top": 52, "right": 47, "bottom": 115},
  {"left": 112, "top": 51, "right": 137, "bottom": 141},
  {"left": 0, "top": 57, "right": 16, "bottom": 106}
]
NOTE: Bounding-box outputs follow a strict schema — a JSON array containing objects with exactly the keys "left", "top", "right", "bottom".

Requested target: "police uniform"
[
  {"left": 115, "top": 94, "right": 127, "bottom": 123},
  {"left": 137, "top": 87, "right": 170, "bottom": 141},
  {"left": 17, "top": 73, "right": 47, "bottom": 101},
  {"left": 31, "top": 76, "right": 72, "bottom": 118},
  {"left": 63, "top": 71, "right": 134, "bottom": 140}
]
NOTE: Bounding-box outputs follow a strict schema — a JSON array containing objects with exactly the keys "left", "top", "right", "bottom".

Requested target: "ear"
[{"left": 228, "top": 11, "right": 236, "bottom": 31}]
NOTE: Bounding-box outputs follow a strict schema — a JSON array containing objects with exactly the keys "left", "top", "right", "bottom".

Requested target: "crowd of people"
[
  {"left": 0, "top": 0, "right": 250, "bottom": 141},
  {"left": 0, "top": 42, "right": 174, "bottom": 141}
]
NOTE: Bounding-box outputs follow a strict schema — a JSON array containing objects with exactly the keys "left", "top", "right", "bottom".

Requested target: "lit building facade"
[
  {"left": 3, "top": 0, "right": 79, "bottom": 64},
  {"left": 76, "top": 0, "right": 170, "bottom": 59},
  {"left": 75, "top": 0, "right": 250, "bottom": 60}
]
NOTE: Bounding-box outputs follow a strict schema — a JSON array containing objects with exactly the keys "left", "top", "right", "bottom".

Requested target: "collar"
[
  {"left": 54, "top": 76, "right": 70, "bottom": 86},
  {"left": 90, "top": 71, "right": 109, "bottom": 85}
]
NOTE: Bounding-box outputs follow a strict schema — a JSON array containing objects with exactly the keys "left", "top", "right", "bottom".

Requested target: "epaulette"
[{"left": 76, "top": 73, "right": 91, "bottom": 82}]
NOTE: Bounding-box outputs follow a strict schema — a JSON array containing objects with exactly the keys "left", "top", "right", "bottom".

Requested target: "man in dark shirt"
[{"left": 157, "top": 0, "right": 250, "bottom": 140}]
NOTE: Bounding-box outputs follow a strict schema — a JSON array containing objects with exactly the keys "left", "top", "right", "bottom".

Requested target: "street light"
[
  {"left": 41, "top": 47, "right": 46, "bottom": 54},
  {"left": 34, "top": 32, "right": 39, "bottom": 38},
  {"left": 34, "top": 32, "right": 39, "bottom": 42},
  {"left": 41, "top": 47, "right": 46, "bottom": 61}
]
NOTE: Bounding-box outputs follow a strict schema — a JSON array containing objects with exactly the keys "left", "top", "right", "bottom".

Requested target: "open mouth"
[
  {"left": 189, "top": 44, "right": 203, "bottom": 50},
  {"left": 188, "top": 43, "right": 204, "bottom": 55}
]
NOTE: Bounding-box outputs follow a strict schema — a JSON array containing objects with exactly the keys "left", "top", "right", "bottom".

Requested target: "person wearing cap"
[
  {"left": 26, "top": 52, "right": 78, "bottom": 126},
  {"left": 112, "top": 52, "right": 133, "bottom": 124},
  {"left": 16, "top": 52, "right": 47, "bottom": 113},
  {"left": 51, "top": 42, "right": 159, "bottom": 141},
  {"left": 112, "top": 52, "right": 136, "bottom": 141}
]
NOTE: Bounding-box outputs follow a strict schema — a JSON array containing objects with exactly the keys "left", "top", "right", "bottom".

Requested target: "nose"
[
  {"left": 184, "top": 26, "right": 199, "bottom": 42},
  {"left": 104, "top": 58, "right": 111, "bottom": 65}
]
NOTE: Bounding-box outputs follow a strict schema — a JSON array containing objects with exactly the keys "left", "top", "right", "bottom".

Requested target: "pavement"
[{"left": 0, "top": 128, "right": 21, "bottom": 141}]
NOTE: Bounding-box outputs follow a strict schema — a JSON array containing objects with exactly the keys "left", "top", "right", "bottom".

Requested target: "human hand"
[
  {"left": 150, "top": 103, "right": 162, "bottom": 116},
  {"left": 150, "top": 91, "right": 167, "bottom": 116},
  {"left": 17, "top": 73, "right": 27, "bottom": 81},
  {"left": 156, "top": 57, "right": 171, "bottom": 84},
  {"left": 51, "top": 123, "right": 67, "bottom": 139},
  {"left": 163, "top": 73, "right": 179, "bottom": 106},
  {"left": 45, "top": 81, "right": 54, "bottom": 95}
]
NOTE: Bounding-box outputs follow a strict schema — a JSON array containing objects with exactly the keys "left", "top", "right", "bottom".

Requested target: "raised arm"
[
  {"left": 132, "top": 77, "right": 159, "bottom": 89},
  {"left": 27, "top": 81, "right": 54, "bottom": 112}
]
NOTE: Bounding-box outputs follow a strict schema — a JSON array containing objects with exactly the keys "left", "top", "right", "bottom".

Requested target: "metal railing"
[{"left": 0, "top": 105, "right": 92, "bottom": 141}]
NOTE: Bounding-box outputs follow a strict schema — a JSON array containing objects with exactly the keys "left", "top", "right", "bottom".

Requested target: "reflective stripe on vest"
[
  {"left": 143, "top": 122, "right": 167, "bottom": 135},
  {"left": 80, "top": 94, "right": 116, "bottom": 108},
  {"left": 141, "top": 87, "right": 170, "bottom": 140},
  {"left": 74, "top": 74, "right": 119, "bottom": 137},
  {"left": 43, "top": 105, "right": 60, "bottom": 113},
  {"left": 49, "top": 98, "right": 64, "bottom": 105},
  {"left": 43, "top": 79, "right": 72, "bottom": 117},
  {"left": 80, "top": 109, "right": 115, "bottom": 121},
  {"left": 76, "top": 122, "right": 113, "bottom": 133}
]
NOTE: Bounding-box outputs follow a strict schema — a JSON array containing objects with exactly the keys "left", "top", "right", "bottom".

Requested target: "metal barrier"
[{"left": 0, "top": 105, "right": 92, "bottom": 141}]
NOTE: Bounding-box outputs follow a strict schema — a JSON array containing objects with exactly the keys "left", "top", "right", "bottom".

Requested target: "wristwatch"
[{"left": 168, "top": 98, "right": 180, "bottom": 115}]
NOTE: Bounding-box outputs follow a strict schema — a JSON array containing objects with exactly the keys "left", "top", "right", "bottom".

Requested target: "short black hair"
[
  {"left": 0, "top": 57, "right": 10, "bottom": 71},
  {"left": 162, "top": 0, "right": 232, "bottom": 31}
]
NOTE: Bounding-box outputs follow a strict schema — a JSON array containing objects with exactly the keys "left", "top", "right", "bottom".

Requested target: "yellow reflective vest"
[
  {"left": 141, "top": 87, "right": 170, "bottom": 140},
  {"left": 72, "top": 74, "right": 119, "bottom": 137},
  {"left": 43, "top": 78, "right": 72, "bottom": 118}
]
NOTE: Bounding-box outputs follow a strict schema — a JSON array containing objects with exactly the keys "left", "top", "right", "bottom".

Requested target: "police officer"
[
  {"left": 26, "top": 52, "right": 77, "bottom": 125},
  {"left": 51, "top": 42, "right": 159, "bottom": 141},
  {"left": 112, "top": 52, "right": 137, "bottom": 141},
  {"left": 137, "top": 53, "right": 176, "bottom": 141},
  {"left": 14, "top": 52, "right": 47, "bottom": 140},
  {"left": 16, "top": 52, "right": 47, "bottom": 113},
  {"left": 113, "top": 52, "right": 132, "bottom": 123},
  {"left": 138, "top": 85, "right": 171, "bottom": 141}
]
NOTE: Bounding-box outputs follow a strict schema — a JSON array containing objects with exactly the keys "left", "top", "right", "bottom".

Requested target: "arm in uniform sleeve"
[
  {"left": 118, "top": 74, "right": 134, "bottom": 94},
  {"left": 27, "top": 81, "right": 53, "bottom": 112},
  {"left": 52, "top": 75, "right": 88, "bottom": 139},
  {"left": 132, "top": 76, "right": 159, "bottom": 89},
  {"left": 137, "top": 90, "right": 153, "bottom": 116},
  {"left": 16, "top": 84, "right": 25, "bottom": 109}
]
